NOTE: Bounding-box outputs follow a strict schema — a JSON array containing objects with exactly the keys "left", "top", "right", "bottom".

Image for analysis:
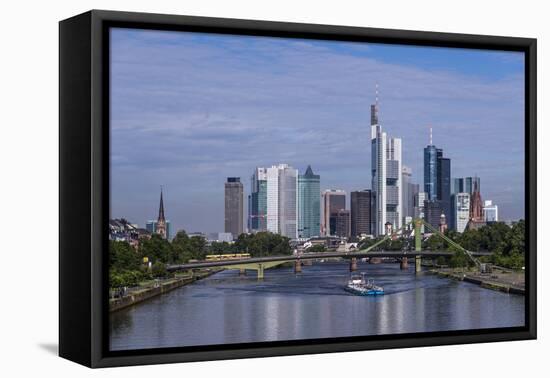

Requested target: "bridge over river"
[
  {"left": 166, "top": 250, "right": 491, "bottom": 278},
  {"left": 167, "top": 219, "right": 492, "bottom": 279}
]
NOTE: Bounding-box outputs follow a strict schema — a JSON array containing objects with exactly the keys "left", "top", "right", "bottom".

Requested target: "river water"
[{"left": 110, "top": 262, "right": 525, "bottom": 351}]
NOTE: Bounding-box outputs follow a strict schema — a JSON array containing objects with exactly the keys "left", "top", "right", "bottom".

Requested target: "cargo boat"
[{"left": 345, "top": 273, "right": 384, "bottom": 296}]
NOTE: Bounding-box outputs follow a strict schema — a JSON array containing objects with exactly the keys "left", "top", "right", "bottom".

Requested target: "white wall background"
[{"left": 0, "top": 0, "right": 546, "bottom": 376}]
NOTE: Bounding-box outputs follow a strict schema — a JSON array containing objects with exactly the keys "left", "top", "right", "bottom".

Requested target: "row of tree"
[
  {"left": 357, "top": 220, "right": 525, "bottom": 269},
  {"left": 109, "top": 230, "right": 292, "bottom": 288}
]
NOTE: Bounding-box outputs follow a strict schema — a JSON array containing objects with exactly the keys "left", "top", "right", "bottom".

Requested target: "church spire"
[
  {"left": 156, "top": 186, "right": 167, "bottom": 239},
  {"left": 158, "top": 186, "right": 165, "bottom": 222}
]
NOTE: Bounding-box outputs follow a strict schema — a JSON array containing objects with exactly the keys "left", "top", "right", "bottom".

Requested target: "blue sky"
[{"left": 110, "top": 28, "right": 525, "bottom": 234}]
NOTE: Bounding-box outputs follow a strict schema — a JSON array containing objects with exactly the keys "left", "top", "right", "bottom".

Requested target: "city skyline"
[{"left": 110, "top": 28, "right": 525, "bottom": 234}]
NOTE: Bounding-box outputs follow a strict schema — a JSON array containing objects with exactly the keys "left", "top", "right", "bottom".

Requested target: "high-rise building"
[
  {"left": 321, "top": 189, "right": 346, "bottom": 236},
  {"left": 424, "top": 199, "right": 443, "bottom": 229},
  {"left": 297, "top": 165, "right": 321, "bottom": 238},
  {"left": 371, "top": 95, "right": 402, "bottom": 235},
  {"left": 452, "top": 192, "right": 471, "bottom": 233},
  {"left": 424, "top": 145, "right": 438, "bottom": 200},
  {"left": 402, "top": 166, "right": 419, "bottom": 225},
  {"left": 437, "top": 153, "right": 451, "bottom": 221},
  {"left": 331, "top": 209, "right": 350, "bottom": 238},
  {"left": 453, "top": 177, "right": 481, "bottom": 195},
  {"left": 414, "top": 191, "right": 428, "bottom": 219},
  {"left": 483, "top": 200, "right": 499, "bottom": 222},
  {"left": 350, "top": 190, "right": 373, "bottom": 238},
  {"left": 465, "top": 176, "right": 481, "bottom": 195},
  {"left": 267, "top": 164, "right": 298, "bottom": 239},
  {"left": 249, "top": 167, "right": 268, "bottom": 232},
  {"left": 424, "top": 130, "right": 451, "bottom": 224},
  {"left": 224, "top": 177, "right": 244, "bottom": 239}
]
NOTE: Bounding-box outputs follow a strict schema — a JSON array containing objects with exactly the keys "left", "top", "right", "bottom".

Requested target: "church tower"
[{"left": 156, "top": 187, "right": 167, "bottom": 239}]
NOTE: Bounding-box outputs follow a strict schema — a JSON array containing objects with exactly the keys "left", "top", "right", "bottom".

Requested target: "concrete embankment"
[
  {"left": 431, "top": 269, "right": 525, "bottom": 295},
  {"left": 109, "top": 270, "right": 219, "bottom": 313}
]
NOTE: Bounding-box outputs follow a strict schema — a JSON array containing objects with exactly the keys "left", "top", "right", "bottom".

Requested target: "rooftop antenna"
[
  {"left": 429, "top": 126, "right": 433, "bottom": 145},
  {"left": 375, "top": 83, "right": 379, "bottom": 109}
]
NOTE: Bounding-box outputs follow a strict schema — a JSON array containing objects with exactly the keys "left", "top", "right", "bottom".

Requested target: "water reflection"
[{"left": 110, "top": 262, "right": 525, "bottom": 351}]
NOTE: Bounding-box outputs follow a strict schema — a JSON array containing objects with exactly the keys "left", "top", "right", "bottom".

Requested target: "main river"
[{"left": 110, "top": 262, "right": 525, "bottom": 351}]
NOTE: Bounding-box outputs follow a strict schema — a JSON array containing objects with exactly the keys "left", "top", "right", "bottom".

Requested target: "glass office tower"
[{"left": 297, "top": 165, "right": 321, "bottom": 238}]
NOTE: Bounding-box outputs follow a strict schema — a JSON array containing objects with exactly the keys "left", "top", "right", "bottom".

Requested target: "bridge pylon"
[
  {"left": 294, "top": 259, "right": 302, "bottom": 274},
  {"left": 350, "top": 257, "right": 358, "bottom": 272},
  {"left": 414, "top": 219, "right": 423, "bottom": 274}
]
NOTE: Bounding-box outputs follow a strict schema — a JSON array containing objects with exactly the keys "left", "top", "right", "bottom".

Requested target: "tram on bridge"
[{"left": 205, "top": 253, "right": 251, "bottom": 261}]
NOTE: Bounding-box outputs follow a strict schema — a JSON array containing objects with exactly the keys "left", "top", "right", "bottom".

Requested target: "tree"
[
  {"left": 139, "top": 234, "right": 174, "bottom": 264},
  {"left": 110, "top": 240, "right": 141, "bottom": 271},
  {"left": 188, "top": 236, "right": 207, "bottom": 260},
  {"left": 151, "top": 261, "right": 168, "bottom": 278},
  {"left": 233, "top": 232, "right": 292, "bottom": 257}
]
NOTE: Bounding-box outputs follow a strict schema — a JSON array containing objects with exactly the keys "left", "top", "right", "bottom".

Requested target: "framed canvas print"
[{"left": 59, "top": 10, "right": 536, "bottom": 368}]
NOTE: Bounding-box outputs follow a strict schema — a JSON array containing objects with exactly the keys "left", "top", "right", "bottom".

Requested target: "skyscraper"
[
  {"left": 452, "top": 192, "right": 471, "bottom": 233},
  {"left": 249, "top": 167, "right": 268, "bottom": 232},
  {"left": 371, "top": 94, "right": 402, "bottom": 235},
  {"left": 224, "top": 177, "right": 244, "bottom": 239},
  {"left": 331, "top": 209, "right": 351, "bottom": 238},
  {"left": 452, "top": 177, "right": 481, "bottom": 196},
  {"left": 266, "top": 164, "right": 298, "bottom": 239},
  {"left": 414, "top": 191, "right": 428, "bottom": 219},
  {"left": 424, "top": 129, "right": 451, "bottom": 221},
  {"left": 424, "top": 144, "right": 438, "bottom": 201},
  {"left": 321, "top": 189, "right": 346, "bottom": 236},
  {"left": 297, "top": 165, "right": 321, "bottom": 239},
  {"left": 402, "top": 166, "right": 419, "bottom": 225},
  {"left": 465, "top": 176, "right": 481, "bottom": 195},
  {"left": 350, "top": 190, "right": 373, "bottom": 237},
  {"left": 437, "top": 153, "right": 451, "bottom": 221},
  {"left": 424, "top": 199, "right": 443, "bottom": 229},
  {"left": 146, "top": 219, "right": 172, "bottom": 240}
]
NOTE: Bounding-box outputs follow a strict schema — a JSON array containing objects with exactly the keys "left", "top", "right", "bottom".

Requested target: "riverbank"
[
  {"left": 430, "top": 267, "right": 525, "bottom": 295},
  {"left": 109, "top": 269, "right": 221, "bottom": 312}
]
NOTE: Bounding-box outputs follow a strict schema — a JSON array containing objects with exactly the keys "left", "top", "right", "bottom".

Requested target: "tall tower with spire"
[
  {"left": 156, "top": 187, "right": 167, "bottom": 239},
  {"left": 370, "top": 84, "right": 402, "bottom": 235}
]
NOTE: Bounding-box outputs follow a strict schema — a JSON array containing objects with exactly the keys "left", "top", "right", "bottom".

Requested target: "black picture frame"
[{"left": 59, "top": 9, "right": 537, "bottom": 368}]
